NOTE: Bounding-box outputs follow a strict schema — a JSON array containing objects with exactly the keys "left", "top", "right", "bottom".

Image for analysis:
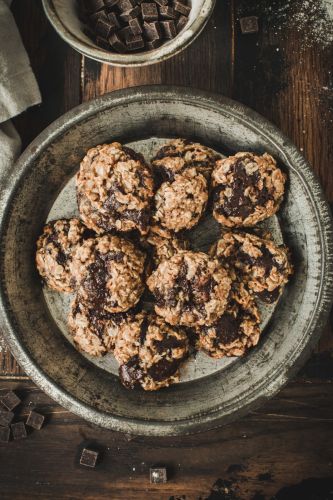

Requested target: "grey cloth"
[{"left": 0, "top": 0, "right": 41, "bottom": 177}]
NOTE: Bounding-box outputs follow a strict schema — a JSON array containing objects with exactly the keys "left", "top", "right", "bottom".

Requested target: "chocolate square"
[
  {"left": 143, "top": 21, "right": 161, "bottom": 41},
  {"left": 118, "top": 0, "right": 136, "bottom": 11},
  {"left": 90, "top": 10, "right": 108, "bottom": 26},
  {"left": 146, "top": 39, "right": 161, "bottom": 50},
  {"left": 141, "top": 2, "right": 158, "bottom": 21},
  {"left": 239, "top": 16, "right": 259, "bottom": 34},
  {"left": 26, "top": 411, "right": 44, "bottom": 430},
  {"left": 107, "top": 11, "right": 120, "bottom": 29},
  {"left": 155, "top": 0, "right": 168, "bottom": 5},
  {"left": 176, "top": 14, "right": 187, "bottom": 32},
  {"left": 126, "top": 34, "right": 145, "bottom": 50},
  {"left": 1, "top": 391, "right": 21, "bottom": 411},
  {"left": 173, "top": 1, "right": 190, "bottom": 16},
  {"left": 96, "top": 36, "right": 111, "bottom": 49},
  {"left": 119, "top": 5, "right": 140, "bottom": 22},
  {"left": 159, "top": 6, "right": 176, "bottom": 19},
  {"left": 160, "top": 20, "right": 177, "bottom": 39},
  {"left": 95, "top": 18, "right": 113, "bottom": 38},
  {"left": 11, "top": 422, "right": 27, "bottom": 440},
  {"left": 0, "top": 410, "right": 14, "bottom": 427},
  {"left": 80, "top": 448, "right": 99, "bottom": 467},
  {"left": 129, "top": 17, "right": 143, "bottom": 35},
  {"left": 150, "top": 467, "right": 167, "bottom": 484},
  {"left": 109, "top": 33, "right": 127, "bottom": 52},
  {"left": 0, "top": 427, "right": 10, "bottom": 443}
]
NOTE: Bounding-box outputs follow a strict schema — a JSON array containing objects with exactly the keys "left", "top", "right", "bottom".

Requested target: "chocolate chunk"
[
  {"left": 104, "top": 0, "right": 119, "bottom": 7},
  {"left": 143, "top": 21, "right": 161, "bottom": 41},
  {"left": 119, "top": 6, "right": 140, "bottom": 22},
  {"left": 129, "top": 17, "right": 142, "bottom": 35},
  {"left": 119, "top": 356, "right": 143, "bottom": 389},
  {"left": 80, "top": 448, "right": 99, "bottom": 467},
  {"left": 155, "top": 0, "right": 168, "bottom": 5},
  {"left": 173, "top": 1, "right": 191, "bottom": 16},
  {"left": 141, "top": 2, "right": 158, "bottom": 21},
  {"left": 0, "top": 410, "right": 14, "bottom": 427},
  {"left": 159, "top": 5, "right": 176, "bottom": 19},
  {"left": 150, "top": 467, "right": 167, "bottom": 484},
  {"left": 86, "top": 0, "right": 105, "bottom": 12},
  {"left": 126, "top": 34, "right": 145, "bottom": 50},
  {"left": 118, "top": 0, "right": 136, "bottom": 11},
  {"left": 11, "top": 422, "right": 27, "bottom": 440},
  {"left": 90, "top": 10, "right": 108, "bottom": 25},
  {"left": 160, "top": 20, "right": 177, "bottom": 38},
  {"left": 1, "top": 391, "right": 21, "bottom": 411},
  {"left": 119, "top": 25, "right": 133, "bottom": 41},
  {"left": 0, "top": 426, "right": 10, "bottom": 443},
  {"left": 176, "top": 14, "right": 188, "bottom": 32},
  {"left": 240, "top": 16, "right": 259, "bottom": 34},
  {"left": 107, "top": 12, "right": 120, "bottom": 29},
  {"left": 95, "top": 18, "right": 113, "bottom": 38},
  {"left": 26, "top": 411, "right": 45, "bottom": 430},
  {"left": 256, "top": 287, "right": 280, "bottom": 303},
  {"left": 146, "top": 39, "right": 161, "bottom": 50},
  {"left": 96, "top": 36, "right": 110, "bottom": 49}
]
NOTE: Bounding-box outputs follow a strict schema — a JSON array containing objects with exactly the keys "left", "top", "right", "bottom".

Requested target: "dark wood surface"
[{"left": 1, "top": 1, "right": 333, "bottom": 498}]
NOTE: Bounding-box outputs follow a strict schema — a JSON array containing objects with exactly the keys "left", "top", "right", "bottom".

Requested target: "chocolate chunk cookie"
[
  {"left": 113, "top": 311, "right": 189, "bottom": 391},
  {"left": 154, "top": 168, "right": 208, "bottom": 233},
  {"left": 77, "top": 142, "right": 154, "bottom": 235},
  {"left": 212, "top": 231, "right": 292, "bottom": 303},
  {"left": 70, "top": 234, "right": 146, "bottom": 312},
  {"left": 212, "top": 152, "right": 286, "bottom": 227},
  {"left": 147, "top": 251, "right": 232, "bottom": 327},
  {"left": 152, "top": 138, "right": 220, "bottom": 180},
  {"left": 145, "top": 224, "right": 188, "bottom": 267},
  {"left": 36, "top": 218, "right": 92, "bottom": 292},
  {"left": 196, "top": 280, "right": 261, "bottom": 358},
  {"left": 68, "top": 295, "right": 124, "bottom": 356}
]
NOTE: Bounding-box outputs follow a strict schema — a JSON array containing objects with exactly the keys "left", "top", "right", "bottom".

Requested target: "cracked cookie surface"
[
  {"left": 77, "top": 142, "right": 154, "bottom": 235},
  {"left": 212, "top": 231, "right": 292, "bottom": 303},
  {"left": 70, "top": 234, "right": 146, "bottom": 313},
  {"left": 152, "top": 138, "right": 219, "bottom": 180},
  {"left": 147, "top": 251, "right": 232, "bottom": 327},
  {"left": 196, "top": 280, "right": 261, "bottom": 358},
  {"left": 36, "top": 218, "right": 92, "bottom": 292},
  {"left": 154, "top": 168, "right": 208, "bottom": 233},
  {"left": 113, "top": 311, "right": 189, "bottom": 391},
  {"left": 212, "top": 152, "right": 286, "bottom": 227}
]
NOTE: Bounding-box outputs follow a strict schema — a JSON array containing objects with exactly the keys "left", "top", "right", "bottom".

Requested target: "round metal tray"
[{"left": 0, "top": 86, "right": 332, "bottom": 436}]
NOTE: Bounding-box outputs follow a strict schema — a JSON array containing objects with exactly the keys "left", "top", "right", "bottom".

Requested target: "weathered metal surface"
[{"left": 0, "top": 86, "right": 332, "bottom": 436}]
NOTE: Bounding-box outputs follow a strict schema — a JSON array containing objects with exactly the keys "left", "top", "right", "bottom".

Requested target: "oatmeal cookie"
[
  {"left": 68, "top": 295, "right": 124, "bottom": 356},
  {"left": 36, "top": 218, "right": 92, "bottom": 292},
  {"left": 113, "top": 311, "right": 189, "bottom": 391},
  {"left": 152, "top": 138, "right": 219, "bottom": 180},
  {"left": 147, "top": 251, "right": 232, "bottom": 327},
  {"left": 145, "top": 224, "right": 188, "bottom": 267},
  {"left": 197, "top": 280, "right": 261, "bottom": 358},
  {"left": 70, "top": 234, "right": 146, "bottom": 312},
  {"left": 213, "top": 231, "right": 292, "bottom": 303},
  {"left": 77, "top": 142, "right": 154, "bottom": 235},
  {"left": 154, "top": 168, "right": 208, "bottom": 233},
  {"left": 212, "top": 152, "right": 286, "bottom": 227}
]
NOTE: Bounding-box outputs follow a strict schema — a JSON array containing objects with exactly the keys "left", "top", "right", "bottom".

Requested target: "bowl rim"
[
  {"left": 0, "top": 85, "right": 333, "bottom": 436},
  {"left": 42, "top": 0, "right": 216, "bottom": 67}
]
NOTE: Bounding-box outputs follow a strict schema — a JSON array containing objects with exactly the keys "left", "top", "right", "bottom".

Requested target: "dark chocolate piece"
[
  {"left": 96, "top": 36, "right": 110, "bottom": 49},
  {"left": 0, "top": 410, "right": 14, "bottom": 427},
  {"left": 109, "top": 32, "right": 127, "bottom": 52},
  {"left": 119, "top": 25, "right": 133, "bottom": 41},
  {"left": 86, "top": 0, "right": 105, "bottom": 12},
  {"left": 107, "top": 12, "right": 121, "bottom": 29},
  {"left": 11, "top": 422, "right": 27, "bottom": 440},
  {"left": 0, "top": 427, "right": 10, "bottom": 443},
  {"left": 126, "top": 34, "right": 145, "bottom": 50},
  {"left": 143, "top": 21, "right": 161, "bottom": 41},
  {"left": 95, "top": 18, "right": 113, "bottom": 38},
  {"left": 141, "top": 2, "right": 158, "bottom": 21},
  {"left": 150, "top": 467, "right": 167, "bottom": 484},
  {"left": 173, "top": 1, "right": 190, "bottom": 16},
  {"left": 26, "top": 411, "right": 45, "bottom": 430},
  {"left": 160, "top": 20, "right": 177, "bottom": 38},
  {"left": 80, "top": 448, "right": 99, "bottom": 467},
  {"left": 104, "top": 0, "right": 119, "bottom": 7},
  {"left": 159, "top": 5, "right": 176, "bottom": 19},
  {"left": 1, "top": 391, "right": 21, "bottom": 411},
  {"left": 155, "top": 0, "right": 168, "bottom": 5},
  {"left": 119, "top": 6, "right": 140, "bottom": 22},
  {"left": 176, "top": 14, "right": 188, "bottom": 32},
  {"left": 146, "top": 39, "right": 161, "bottom": 50},
  {"left": 90, "top": 10, "right": 108, "bottom": 25},
  {"left": 129, "top": 17, "right": 142, "bottom": 35},
  {"left": 239, "top": 16, "right": 259, "bottom": 34},
  {"left": 118, "top": 0, "right": 136, "bottom": 11}
]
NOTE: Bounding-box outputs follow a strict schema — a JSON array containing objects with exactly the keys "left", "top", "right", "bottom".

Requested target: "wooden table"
[{"left": 1, "top": 1, "right": 333, "bottom": 498}]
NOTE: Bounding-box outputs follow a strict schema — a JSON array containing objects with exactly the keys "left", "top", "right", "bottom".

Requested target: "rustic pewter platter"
[{"left": 0, "top": 86, "right": 332, "bottom": 436}]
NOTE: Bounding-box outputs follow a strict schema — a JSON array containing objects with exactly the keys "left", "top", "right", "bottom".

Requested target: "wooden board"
[{"left": 1, "top": 0, "right": 333, "bottom": 498}]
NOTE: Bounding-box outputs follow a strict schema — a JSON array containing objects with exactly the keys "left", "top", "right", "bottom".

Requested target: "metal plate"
[{"left": 0, "top": 86, "right": 332, "bottom": 436}]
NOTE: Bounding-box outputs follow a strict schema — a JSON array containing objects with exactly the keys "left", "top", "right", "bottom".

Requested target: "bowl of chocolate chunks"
[{"left": 42, "top": 0, "right": 216, "bottom": 66}]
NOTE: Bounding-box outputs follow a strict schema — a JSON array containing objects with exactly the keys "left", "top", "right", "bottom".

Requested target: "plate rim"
[{"left": 0, "top": 85, "right": 332, "bottom": 436}]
